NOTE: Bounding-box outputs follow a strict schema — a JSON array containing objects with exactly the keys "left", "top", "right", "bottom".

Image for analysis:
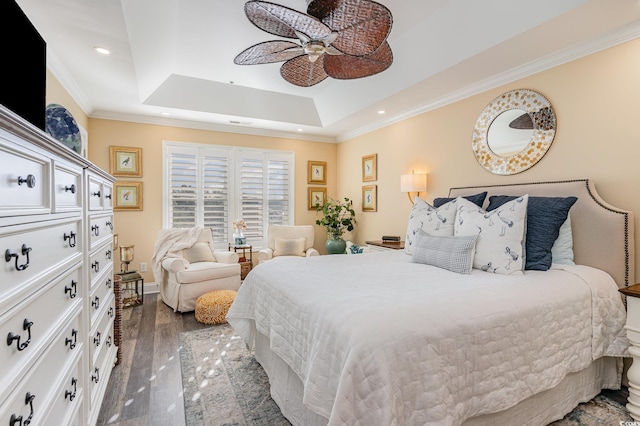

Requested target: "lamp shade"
[
  {"left": 400, "top": 173, "right": 427, "bottom": 193},
  {"left": 120, "top": 245, "right": 135, "bottom": 263}
]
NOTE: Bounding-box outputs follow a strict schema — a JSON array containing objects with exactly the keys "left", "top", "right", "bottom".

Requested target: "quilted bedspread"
[{"left": 226, "top": 251, "right": 629, "bottom": 426}]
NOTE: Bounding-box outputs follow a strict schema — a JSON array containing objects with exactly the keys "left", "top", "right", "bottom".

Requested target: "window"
[{"left": 163, "top": 141, "right": 294, "bottom": 248}]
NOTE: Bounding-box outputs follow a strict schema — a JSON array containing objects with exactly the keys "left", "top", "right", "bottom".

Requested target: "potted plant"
[{"left": 315, "top": 197, "right": 356, "bottom": 254}]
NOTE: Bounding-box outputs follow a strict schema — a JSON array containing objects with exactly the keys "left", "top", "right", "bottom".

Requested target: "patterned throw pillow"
[
  {"left": 411, "top": 230, "right": 478, "bottom": 274},
  {"left": 454, "top": 195, "right": 529, "bottom": 275},
  {"left": 182, "top": 242, "right": 216, "bottom": 263},
  {"left": 274, "top": 237, "right": 306, "bottom": 257},
  {"left": 404, "top": 197, "right": 458, "bottom": 255}
]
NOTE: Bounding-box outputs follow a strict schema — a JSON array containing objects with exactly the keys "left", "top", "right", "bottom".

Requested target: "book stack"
[{"left": 382, "top": 235, "right": 401, "bottom": 242}]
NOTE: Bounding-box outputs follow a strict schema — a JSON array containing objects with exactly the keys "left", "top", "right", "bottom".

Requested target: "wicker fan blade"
[
  {"left": 324, "top": 41, "right": 392, "bottom": 80},
  {"left": 234, "top": 40, "right": 304, "bottom": 65},
  {"left": 280, "top": 55, "right": 328, "bottom": 87},
  {"left": 245, "top": 0, "right": 332, "bottom": 40},
  {"left": 307, "top": 0, "right": 392, "bottom": 56}
]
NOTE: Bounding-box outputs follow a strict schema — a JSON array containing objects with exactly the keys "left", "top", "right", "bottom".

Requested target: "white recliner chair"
[
  {"left": 152, "top": 227, "right": 241, "bottom": 312},
  {"left": 257, "top": 225, "right": 320, "bottom": 264}
]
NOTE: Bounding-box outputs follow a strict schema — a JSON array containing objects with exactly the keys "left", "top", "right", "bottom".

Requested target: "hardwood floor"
[{"left": 97, "top": 293, "right": 209, "bottom": 426}]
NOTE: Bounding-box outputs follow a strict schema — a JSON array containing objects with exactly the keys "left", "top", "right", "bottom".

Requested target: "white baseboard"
[{"left": 144, "top": 282, "right": 159, "bottom": 294}]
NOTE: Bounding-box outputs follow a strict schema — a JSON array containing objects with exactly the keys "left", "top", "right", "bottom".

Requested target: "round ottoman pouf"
[{"left": 195, "top": 290, "right": 237, "bottom": 324}]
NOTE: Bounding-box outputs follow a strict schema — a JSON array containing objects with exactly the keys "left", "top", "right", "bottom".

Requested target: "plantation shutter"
[
  {"left": 168, "top": 148, "right": 198, "bottom": 228},
  {"left": 164, "top": 142, "right": 293, "bottom": 248}
]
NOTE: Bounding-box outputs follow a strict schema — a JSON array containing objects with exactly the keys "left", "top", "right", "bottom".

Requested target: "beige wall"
[
  {"left": 337, "top": 37, "right": 640, "bottom": 282},
  {"left": 85, "top": 120, "right": 336, "bottom": 281},
  {"left": 45, "top": 37, "right": 640, "bottom": 284}
]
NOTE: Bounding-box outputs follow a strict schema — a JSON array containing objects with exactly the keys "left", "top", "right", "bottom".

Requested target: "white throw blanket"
[
  {"left": 151, "top": 227, "right": 212, "bottom": 308},
  {"left": 227, "top": 251, "right": 629, "bottom": 426}
]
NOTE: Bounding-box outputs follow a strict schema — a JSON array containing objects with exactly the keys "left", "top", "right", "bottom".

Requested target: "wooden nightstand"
[
  {"left": 619, "top": 283, "right": 640, "bottom": 420},
  {"left": 365, "top": 240, "right": 405, "bottom": 252},
  {"left": 228, "top": 243, "right": 253, "bottom": 280}
]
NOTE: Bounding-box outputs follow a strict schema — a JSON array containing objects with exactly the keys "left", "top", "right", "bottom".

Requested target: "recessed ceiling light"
[
  {"left": 377, "top": 110, "right": 386, "bottom": 115},
  {"left": 161, "top": 112, "right": 170, "bottom": 116},
  {"left": 297, "top": 128, "right": 303, "bottom": 132},
  {"left": 94, "top": 46, "right": 111, "bottom": 55}
]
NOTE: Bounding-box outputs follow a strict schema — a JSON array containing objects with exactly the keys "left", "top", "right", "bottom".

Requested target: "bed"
[{"left": 227, "top": 179, "right": 635, "bottom": 425}]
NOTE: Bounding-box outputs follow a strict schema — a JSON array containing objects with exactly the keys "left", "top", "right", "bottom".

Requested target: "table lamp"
[{"left": 120, "top": 245, "right": 134, "bottom": 273}]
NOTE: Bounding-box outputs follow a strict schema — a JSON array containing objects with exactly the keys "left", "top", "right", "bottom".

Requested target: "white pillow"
[
  {"left": 274, "top": 237, "right": 306, "bottom": 257},
  {"left": 454, "top": 195, "right": 529, "bottom": 275},
  {"left": 551, "top": 216, "right": 575, "bottom": 265},
  {"left": 182, "top": 242, "right": 215, "bottom": 263},
  {"left": 411, "top": 230, "right": 478, "bottom": 274},
  {"left": 404, "top": 197, "right": 458, "bottom": 255}
]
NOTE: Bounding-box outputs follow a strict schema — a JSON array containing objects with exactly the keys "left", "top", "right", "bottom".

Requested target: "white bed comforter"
[{"left": 226, "top": 251, "right": 629, "bottom": 426}]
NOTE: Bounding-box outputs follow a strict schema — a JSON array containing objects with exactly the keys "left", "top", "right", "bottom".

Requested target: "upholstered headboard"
[{"left": 449, "top": 179, "right": 635, "bottom": 289}]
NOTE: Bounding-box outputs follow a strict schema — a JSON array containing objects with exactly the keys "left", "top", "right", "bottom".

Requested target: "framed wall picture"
[
  {"left": 114, "top": 181, "right": 143, "bottom": 211},
  {"left": 308, "top": 187, "right": 327, "bottom": 210},
  {"left": 362, "top": 185, "right": 377, "bottom": 212},
  {"left": 362, "top": 154, "right": 377, "bottom": 182},
  {"left": 308, "top": 160, "right": 327, "bottom": 185},
  {"left": 110, "top": 146, "right": 142, "bottom": 177}
]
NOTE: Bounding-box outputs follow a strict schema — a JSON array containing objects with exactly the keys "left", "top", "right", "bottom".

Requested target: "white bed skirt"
[{"left": 255, "top": 330, "right": 622, "bottom": 426}]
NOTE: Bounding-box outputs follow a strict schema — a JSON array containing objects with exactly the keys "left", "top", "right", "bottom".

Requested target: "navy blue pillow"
[
  {"left": 433, "top": 191, "right": 487, "bottom": 208},
  {"left": 487, "top": 195, "right": 578, "bottom": 271}
]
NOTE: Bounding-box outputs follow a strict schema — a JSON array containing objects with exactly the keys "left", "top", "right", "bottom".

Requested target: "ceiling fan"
[{"left": 234, "top": 0, "right": 393, "bottom": 87}]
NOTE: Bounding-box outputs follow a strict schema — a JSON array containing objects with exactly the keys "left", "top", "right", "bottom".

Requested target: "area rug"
[{"left": 179, "top": 324, "right": 633, "bottom": 426}]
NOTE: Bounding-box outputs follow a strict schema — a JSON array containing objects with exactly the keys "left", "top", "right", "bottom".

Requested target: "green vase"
[{"left": 326, "top": 237, "right": 346, "bottom": 255}]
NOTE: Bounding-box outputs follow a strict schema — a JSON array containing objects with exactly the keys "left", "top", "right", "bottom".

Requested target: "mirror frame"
[{"left": 472, "top": 89, "right": 556, "bottom": 175}]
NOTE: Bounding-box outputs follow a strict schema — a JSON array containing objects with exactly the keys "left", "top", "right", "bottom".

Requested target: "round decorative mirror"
[{"left": 472, "top": 89, "right": 556, "bottom": 175}]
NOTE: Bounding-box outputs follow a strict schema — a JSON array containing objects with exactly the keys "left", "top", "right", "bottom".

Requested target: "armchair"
[
  {"left": 257, "top": 225, "right": 320, "bottom": 263},
  {"left": 152, "top": 227, "right": 241, "bottom": 312}
]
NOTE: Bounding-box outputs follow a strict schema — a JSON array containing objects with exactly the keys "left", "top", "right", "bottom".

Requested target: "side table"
[
  {"left": 228, "top": 243, "right": 253, "bottom": 280},
  {"left": 620, "top": 283, "right": 640, "bottom": 420},
  {"left": 116, "top": 270, "right": 144, "bottom": 307}
]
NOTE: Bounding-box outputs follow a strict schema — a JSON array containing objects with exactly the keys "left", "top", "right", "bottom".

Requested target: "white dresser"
[{"left": 0, "top": 106, "right": 116, "bottom": 425}]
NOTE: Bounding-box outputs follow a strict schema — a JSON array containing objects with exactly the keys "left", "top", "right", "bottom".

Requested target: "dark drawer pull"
[
  {"left": 108, "top": 307, "right": 114, "bottom": 318},
  {"left": 91, "top": 261, "right": 100, "bottom": 273},
  {"left": 65, "top": 378, "right": 77, "bottom": 401},
  {"left": 17, "top": 174, "right": 36, "bottom": 189},
  {"left": 10, "top": 392, "right": 35, "bottom": 426},
  {"left": 5, "top": 244, "right": 32, "bottom": 271},
  {"left": 105, "top": 221, "right": 113, "bottom": 230},
  {"left": 7, "top": 319, "right": 33, "bottom": 351},
  {"left": 106, "top": 335, "right": 112, "bottom": 347},
  {"left": 92, "top": 296, "right": 100, "bottom": 310},
  {"left": 63, "top": 231, "right": 77, "bottom": 248},
  {"left": 105, "top": 193, "right": 112, "bottom": 200},
  {"left": 106, "top": 249, "right": 112, "bottom": 260},
  {"left": 65, "top": 280, "right": 77, "bottom": 299},
  {"left": 106, "top": 278, "right": 112, "bottom": 290},
  {"left": 94, "top": 332, "right": 101, "bottom": 347},
  {"left": 64, "top": 184, "right": 76, "bottom": 194},
  {"left": 92, "top": 190, "right": 101, "bottom": 198},
  {"left": 91, "top": 224, "right": 100, "bottom": 236},
  {"left": 65, "top": 329, "right": 78, "bottom": 350},
  {"left": 91, "top": 367, "right": 100, "bottom": 384}
]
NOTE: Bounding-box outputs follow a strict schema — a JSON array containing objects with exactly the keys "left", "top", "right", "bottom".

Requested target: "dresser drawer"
[
  {"left": 89, "top": 280, "right": 114, "bottom": 327},
  {"left": 90, "top": 304, "right": 115, "bottom": 367},
  {"left": 0, "top": 267, "right": 83, "bottom": 393},
  {"left": 89, "top": 240, "right": 113, "bottom": 287},
  {"left": 0, "top": 140, "right": 50, "bottom": 216},
  {"left": 53, "top": 161, "right": 82, "bottom": 212},
  {"left": 89, "top": 213, "right": 114, "bottom": 251},
  {"left": 43, "top": 352, "right": 83, "bottom": 426},
  {"left": 0, "top": 310, "right": 82, "bottom": 426},
  {"left": 89, "top": 318, "right": 115, "bottom": 410},
  {"left": 0, "top": 218, "right": 82, "bottom": 303},
  {"left": 88, "top": 174, "right": 113, "bottom": 211}
]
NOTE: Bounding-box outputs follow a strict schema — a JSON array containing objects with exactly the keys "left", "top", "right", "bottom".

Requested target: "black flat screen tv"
[{"left": 1, "top": 0, "right": 46, "bottom": 131}]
